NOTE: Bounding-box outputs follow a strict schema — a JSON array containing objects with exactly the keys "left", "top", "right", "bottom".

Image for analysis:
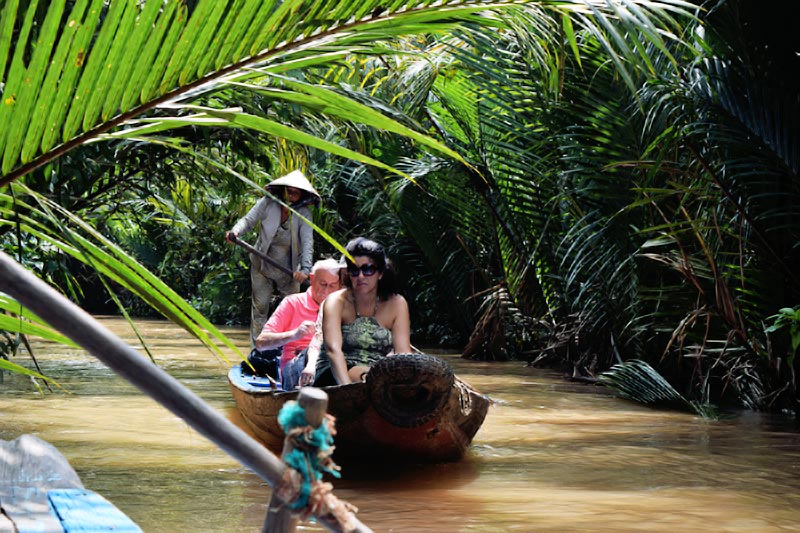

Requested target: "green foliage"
[
  {"left": 765, "top": 307, "right": 800, "bottom": 366},
  {"left": 104, "top": 173, "right": 251, "bottom": 324},
  {"left": 1, "top": 0, "right": 532, "bottom": 370},
  {"left": 5, "top": 0, "right": 797, "bottom": 418},
  {"left": 1, "top": 179, "right": 246, "bottom": 365},
  {"left": 427, "top": 0, "right": 800, "bottom": 413}
]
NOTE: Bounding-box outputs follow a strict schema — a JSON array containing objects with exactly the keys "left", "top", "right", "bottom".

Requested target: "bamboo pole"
[
  {"left": 229, "top": 235, "right": 294, "bottom": 276},
  {"left": 0, "top": 252, "right": 371, "bottom": 533}
]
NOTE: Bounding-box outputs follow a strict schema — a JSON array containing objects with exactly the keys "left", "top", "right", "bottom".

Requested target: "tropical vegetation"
[{"left": 1, "top": 0, "right": 798, "bottom": 414}]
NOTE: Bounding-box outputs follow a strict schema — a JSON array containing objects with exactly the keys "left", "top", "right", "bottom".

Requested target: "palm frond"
[
  {"left": 2, "top": 0, "right": 700, "bottom": 185},
  {"left": 600, "top": 359, "right": 714, "bottom": 417},
  {"left": 1, "top": 183, "right": 239, "bottom": 362},
  {"left": 0, "top": 356, "right": 61, "bottom": 389},
  {"left": 0, "top": 295, "right": 77, "bottom": 347},
  {"left": 0, "top": 0, "right": 537, "bottom": 185}
]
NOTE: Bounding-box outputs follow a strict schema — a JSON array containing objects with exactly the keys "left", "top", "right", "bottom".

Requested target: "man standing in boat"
[
  {"left": 253, "top": 258, "right": 343, "bottom": 388},
  {"left": 225, "top": 170, "right": 321, "bottom": 347}
]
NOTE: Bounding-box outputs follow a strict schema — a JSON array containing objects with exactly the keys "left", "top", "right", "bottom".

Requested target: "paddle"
[
  {"left": 0, "top": 252, "right": 370, "bottom": 533},
  {"left": 228, "top": 235, "right": 311, "bottom": 295},
  {"left": 228, "top": 235, "right": 294, "bottom": 277}
]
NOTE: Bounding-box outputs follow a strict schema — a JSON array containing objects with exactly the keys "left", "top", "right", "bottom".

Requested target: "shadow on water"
[{"left": 4, "top": 318, "right": 800, "bottom": 532}]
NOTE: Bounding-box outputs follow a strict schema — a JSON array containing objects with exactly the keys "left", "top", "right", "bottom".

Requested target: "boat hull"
[
  {"left": 228, "top": 353, "right": 490, "bottom": 462},
  {"left": 0, "top": 435, "right": 141, "bottom": 532}
]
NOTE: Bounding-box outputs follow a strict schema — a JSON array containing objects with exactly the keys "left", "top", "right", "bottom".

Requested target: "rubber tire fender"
[{"left": 366, "top": 353, "right": 455, "bottom": 428}]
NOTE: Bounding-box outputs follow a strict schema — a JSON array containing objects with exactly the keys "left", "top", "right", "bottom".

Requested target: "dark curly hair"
[{"left": 343, "top": 237, "right": 398, "bottom": 300}]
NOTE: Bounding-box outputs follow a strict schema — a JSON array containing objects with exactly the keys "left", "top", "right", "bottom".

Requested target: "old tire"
[{"left": 366, "top": 353, "right": 455, "bottom": 428}]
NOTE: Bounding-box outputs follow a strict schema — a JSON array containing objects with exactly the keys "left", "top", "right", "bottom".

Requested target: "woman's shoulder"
[
  {"left": 252, "top": 196, "right": 279, "bottom": 215},
  {"left": 322, "top": 289, "right": 353, "bottom": 324},
  {"left": 383, "top": 293, "right": 408, "bottom": 311},
  {"left": 324, "top": 288, "right": 350, "bottom": 307}
]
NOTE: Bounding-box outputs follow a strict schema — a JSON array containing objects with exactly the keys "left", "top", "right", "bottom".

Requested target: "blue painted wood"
[
  {"left": 1, "top": 435, "right": 84, "bottom": 533},
  {"left": 47, "top": 490, "right": 141, "bottom": 533}
]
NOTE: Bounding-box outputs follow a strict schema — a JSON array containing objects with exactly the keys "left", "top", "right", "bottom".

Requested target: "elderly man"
[{"left": 250, "top": 258, "right": 342, "bottom": 385}]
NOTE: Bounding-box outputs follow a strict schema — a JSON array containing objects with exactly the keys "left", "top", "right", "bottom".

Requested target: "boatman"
[
  {"left": 250, "top": 258, "right": 343, "bottom": 388},
  {"left": 225, "top": 170, "right": 321, "bottom": 348}
]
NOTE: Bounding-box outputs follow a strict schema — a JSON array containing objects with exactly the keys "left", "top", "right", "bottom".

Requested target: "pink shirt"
[{"left": 261, "top": 287, "right": 320, "bottom": 369}]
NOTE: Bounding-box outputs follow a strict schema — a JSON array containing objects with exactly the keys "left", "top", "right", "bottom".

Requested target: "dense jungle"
[{"left": 1, "top": 0, "right": 798, "bottom": 416}]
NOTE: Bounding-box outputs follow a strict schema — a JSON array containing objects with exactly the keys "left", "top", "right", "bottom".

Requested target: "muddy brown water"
[{"left": 2, "top": 317, "right": 800, "bottom": 532}]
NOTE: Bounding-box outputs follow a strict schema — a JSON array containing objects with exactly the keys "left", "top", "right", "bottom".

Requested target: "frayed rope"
[
  {"left": 276, "top": 400, "right": 358, "bottom": 531},
  {"left": 277, "top": 400, "right": 341, "bottom": 509}
]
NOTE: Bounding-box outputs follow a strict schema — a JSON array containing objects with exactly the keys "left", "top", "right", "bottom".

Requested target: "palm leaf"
[
  {"left": 0, "top": 296, "right": 77, "bottom": 347},
  {"left": 1, "top": 0, "right": 701, "bottom": 185},
  {"left": 0, "top": 0, "right": 540, "bottom": 185},
  {"left": 0, "top": 356, "right": 62, "bottom": 388},
  {"left": 599, "top": 359, "right": 713, "bottom": 417},
  {"left": 1, "top": 184, "right": 239, "bottom": 362}
]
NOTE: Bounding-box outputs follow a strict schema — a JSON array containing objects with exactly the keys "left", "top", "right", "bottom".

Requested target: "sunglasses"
[{"left": 347, "top": 264, "right": 378, "bottom": 277}]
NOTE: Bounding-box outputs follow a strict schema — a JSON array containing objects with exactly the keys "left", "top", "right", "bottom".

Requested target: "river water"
[{"left": 2, "top": 317, "right": 800, "bottom": 532}]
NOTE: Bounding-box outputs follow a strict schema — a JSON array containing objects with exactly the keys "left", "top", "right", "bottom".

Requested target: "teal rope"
[{"left": 277, "top": 401, "right": 340, "bottom": 510}]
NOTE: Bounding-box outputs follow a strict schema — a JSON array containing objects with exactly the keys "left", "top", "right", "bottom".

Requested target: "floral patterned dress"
[{"left": 313, "top": 302, "right": 392, "bottom": 385}]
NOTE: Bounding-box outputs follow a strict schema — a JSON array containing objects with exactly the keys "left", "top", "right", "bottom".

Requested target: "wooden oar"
[
  {"left": 229, "top": 235, "right": 293, "bottom": 277},
  {"left": 0, "top": 252, "right": 370, "bottom": 533}
]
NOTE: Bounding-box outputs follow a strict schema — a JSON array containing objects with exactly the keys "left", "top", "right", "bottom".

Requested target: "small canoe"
[
  {"left": 228, "top": 353, "right": 490, "bottom": 463},
  {"left": 0, "top": 434, "right": 141, "bottom": 532}
]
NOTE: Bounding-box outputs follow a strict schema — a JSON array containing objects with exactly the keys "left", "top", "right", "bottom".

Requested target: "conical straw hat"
[{"left": 266, "top": 169, "right": 321, "bottom": 204}]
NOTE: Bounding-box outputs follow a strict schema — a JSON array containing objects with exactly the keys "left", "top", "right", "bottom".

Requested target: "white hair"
[{"left": 310, "top": 258, "right": 343, "bottom": 277}]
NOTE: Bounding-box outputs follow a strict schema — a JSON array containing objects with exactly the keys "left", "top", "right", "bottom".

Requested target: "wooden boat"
[
  {"left": 228, "top": 353, "right": 490, "bottom": 463},
  {"left": 0, "top": 434, "right": 141, "bottom": 532}
]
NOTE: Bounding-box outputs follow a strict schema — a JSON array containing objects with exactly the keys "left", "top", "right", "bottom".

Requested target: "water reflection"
[{"left": 2, "top": 318, "right": 800, "bottom": 532}]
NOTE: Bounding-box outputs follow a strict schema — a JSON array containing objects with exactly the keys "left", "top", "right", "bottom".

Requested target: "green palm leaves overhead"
[
  {"left": 0, "top": 0, "right": 701, "bottom": 185},
  {"left": 0, "top": 0, "right": 525, "bottom": 185}
]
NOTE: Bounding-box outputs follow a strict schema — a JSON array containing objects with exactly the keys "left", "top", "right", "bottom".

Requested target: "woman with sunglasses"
[{"left": 313, "top": 237, "right": 411, "bottom": 386}]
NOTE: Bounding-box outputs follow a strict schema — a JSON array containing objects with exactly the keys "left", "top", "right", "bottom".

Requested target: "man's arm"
[
  {"left": 299, "top": 308, "right": 324, "bottom": 387},
  {"left": 254, "top": 296, "right": 313, "bottom": 351},
  {"left": 255, "top": 320, "right": 315, "bottom": 351}
]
